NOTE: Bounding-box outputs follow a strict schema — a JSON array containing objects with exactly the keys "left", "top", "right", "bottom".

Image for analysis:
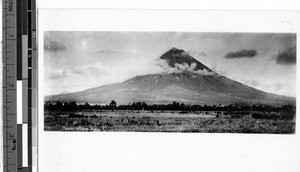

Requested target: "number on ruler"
[
  {"left": 8, "top": 83, "right": 14, "bottom": 87},
  {"left": 12, "top": 140, "right": 16, "bottom": 150}
]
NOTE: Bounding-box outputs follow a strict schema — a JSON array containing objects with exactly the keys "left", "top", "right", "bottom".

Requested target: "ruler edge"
[
  {"left": 2, "top": 0, "right": 38, "bottom": 172},
  {"left": 2, "top": 0, "right": 18, "bottom": 171}
]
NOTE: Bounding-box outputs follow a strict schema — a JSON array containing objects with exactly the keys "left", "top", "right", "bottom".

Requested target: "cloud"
[
  {"left": 175, "top": 63, "right": 195, "bottom": 71},
  {"left": 71, "top": 69, "right": 85, "bottom": 75},
  {"left": 44, "top": 41, "right": 66, "bottom": 52},
  {"left": 48, "top": 70, "right": 68, "bottom": 80},
  {"left": 173, "top": 51, "right": 190, "bottom": 58},
  {"left": 210, "top": 64, "right": 229, "bottom": 77},
  {"left": 198, "top": 51, "right": 207, "bottom": 57},
  {"left": 191, "top": 50, "right": 207, "bottom": 57},
  {"left": 275, "top": 47, "right": 296, "bottom": 65},
  {"left": 210, "top": 63, "right": 217, "bottom": 71},
  {"left": 187, "top": 50, "right": 208, "bottom": 59},
  {"left": 95, "top": 49, "right": 137, "bottom": 54},
  {"left": 68, "top": 65, "right": 111, "bottom": 78},
  {"left": 156, "top": 59, "right": 215, "bottom": 76},
  {"left": 96, "top": 49, "right": 119, "bottom": 54},
  {"left": 242, "top": 79, "right": 260, "bottom": 87},
  {"left": 87, "top": 66, "right": 110, "bottom": 77},
  {"left": 271, "top": 83, "right": 295, "bottom": 97},
  {"left": 225, "top": 49, "right": 257, "bottom": 59},
  {"left": 273, "top": 83, "right": 284, "bottom": 90},
  {"left": 239, "top": 79, "right": 295, "bottom": 97},
  {"left": 217, "top": 70, "right": 228, "bottom": 77},
  {"left": 194, "top": 68, "right": 216, "bottom": 76},
  {"left": 49, "top": 65, "right": 110, "bottom": 80}
]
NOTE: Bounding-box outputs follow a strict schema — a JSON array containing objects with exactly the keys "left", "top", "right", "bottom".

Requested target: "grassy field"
[{"left": 44, "top": 110, "right": 295, "bottom": 134}]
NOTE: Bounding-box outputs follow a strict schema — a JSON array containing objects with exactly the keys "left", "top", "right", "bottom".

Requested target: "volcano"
[{"left": 45, "top": 47, "right": 295, "bottom": 105}]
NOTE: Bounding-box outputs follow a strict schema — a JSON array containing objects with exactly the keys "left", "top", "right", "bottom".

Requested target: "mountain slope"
[
  {"left": 160, "top": 47, "right": 212, "bottom": 71},
  {"left": 45, "top": 48, "right": 295, "bottom": 105}
]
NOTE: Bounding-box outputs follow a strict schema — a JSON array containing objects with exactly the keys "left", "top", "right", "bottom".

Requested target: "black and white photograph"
[
  {"left": 44, "top": 31, "right": 296, "bottom": 133},
  {"left": 36, "top": 8, "right": 300, "bottom": 172}
]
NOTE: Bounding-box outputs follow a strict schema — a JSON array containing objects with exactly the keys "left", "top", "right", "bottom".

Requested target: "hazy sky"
[{"left": 44, "top": 31, "right": 296, "bottom": 97}]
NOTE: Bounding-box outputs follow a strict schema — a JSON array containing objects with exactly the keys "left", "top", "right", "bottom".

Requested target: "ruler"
[
  {"left": 3, "top": 1, "right": 18, "bottom": 172},
  {"left": 2, "top": 0, "right": 37, "bottom": 172}
]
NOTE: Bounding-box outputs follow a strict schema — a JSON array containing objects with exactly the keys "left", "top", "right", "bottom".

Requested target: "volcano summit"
[{"left": 45, "top": 47, "right": 295, "bottom": 105}]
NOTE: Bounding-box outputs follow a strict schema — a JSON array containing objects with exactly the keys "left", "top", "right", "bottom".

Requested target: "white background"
[{"left": 1, "top": 0, "right": 300, "bottom": 172}]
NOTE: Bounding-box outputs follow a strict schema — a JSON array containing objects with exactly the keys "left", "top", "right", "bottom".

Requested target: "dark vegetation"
[
  {"left": 45, "top": 100, "right": 295, "bottom": 114},
  {"left": 44, "top": 100, "right": 296, "bottom": 133}
]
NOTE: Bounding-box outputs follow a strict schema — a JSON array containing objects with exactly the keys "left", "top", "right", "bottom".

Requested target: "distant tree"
[
  {"left": 56, "top": 101, "right": 63, "bottom": 110},
  {"left": 45, "top": 101, "right": 51, "bottom": 106},
  {"left": 109, "top": 100, "right": 117, "bottom": 111},
  {"left": 64, "top": 101, "right": 78, "bottom": 111},
  {"left": 84, "top": 102, "right": 90, "bottom": 109},
  {"left": 44, "top": 101, "right": 52, "bottom": 110}
]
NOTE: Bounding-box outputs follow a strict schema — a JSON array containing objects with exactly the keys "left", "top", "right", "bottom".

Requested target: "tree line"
[{"left": 44, "top": 100, "right": 295, "bottom": 113}]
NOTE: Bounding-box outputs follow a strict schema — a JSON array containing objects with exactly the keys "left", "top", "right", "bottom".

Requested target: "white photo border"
[{"left": 38, "top": 9, "right": 300, "bottom": 172}]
